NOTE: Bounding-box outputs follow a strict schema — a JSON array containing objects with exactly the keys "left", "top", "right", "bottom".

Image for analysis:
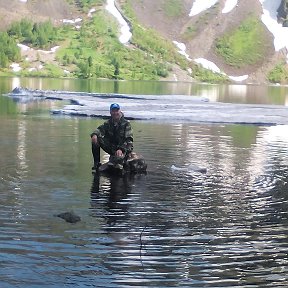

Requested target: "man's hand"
[
  {"left": 91, "top": 135, "right": 98, "bottom": 144},
  {"left": 115, "top": 149, "right": 124, "bottom": 157}
]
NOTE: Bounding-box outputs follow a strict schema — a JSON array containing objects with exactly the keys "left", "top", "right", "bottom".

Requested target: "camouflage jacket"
[{"left": 91, "top": 114, "right": 133, "bottom": 154}]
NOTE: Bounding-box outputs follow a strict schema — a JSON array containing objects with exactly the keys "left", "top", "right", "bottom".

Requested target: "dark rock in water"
[
  {"left": 12, "top": 87, "right": 30, "bottom": 95},
  {"left": 12, "top": 87, "right": 22, "bottom": 94},
  {"left": 55, "top": 211, "right": 81, "bottom": 223}
]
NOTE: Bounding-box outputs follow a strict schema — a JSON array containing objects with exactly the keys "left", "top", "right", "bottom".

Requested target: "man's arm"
[
  {"left": 118, "top": 121, "right": 133, "bottom": 154},
  {"left": 90, "top": 122, "right": 107, "bottom": 138}
]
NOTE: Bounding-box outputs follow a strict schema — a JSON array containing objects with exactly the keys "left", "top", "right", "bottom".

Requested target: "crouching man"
[{"left": 90, "top": 103, "right": 133, "bottom": 171}]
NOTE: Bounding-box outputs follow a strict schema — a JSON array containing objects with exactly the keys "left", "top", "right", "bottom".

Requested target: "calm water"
[{"left": 1, "top": 77, "right": 288, "bottom": 287}]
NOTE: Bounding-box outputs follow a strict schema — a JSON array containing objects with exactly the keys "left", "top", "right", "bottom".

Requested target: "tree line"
[
  {"left": 0, "top": 32, "right": 20, "bottom": 68},
  {"left": 0, "top": 18, "right": 58, "bottom": 69},
  {"left": 8, "top": 19, "right": 58, "bottom": 48}
]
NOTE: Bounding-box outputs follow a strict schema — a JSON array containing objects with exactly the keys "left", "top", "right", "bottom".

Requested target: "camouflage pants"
[{"left": 92, "top": 137, "right": 127, "bottom": 165}]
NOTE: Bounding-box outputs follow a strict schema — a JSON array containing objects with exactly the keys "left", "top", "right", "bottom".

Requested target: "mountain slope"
[
  {"left": 125, "top": 0, "right": 285, "bottom": 83},
  {"left": 0, "top": 0, "right": 79, "bottom": 30},
  {"left": 1, "top": 0, "right": 288, "bottom": 83}
]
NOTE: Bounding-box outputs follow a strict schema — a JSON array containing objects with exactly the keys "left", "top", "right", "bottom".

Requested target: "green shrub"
[
  {"left": 215, "top": 15, "right": 266, "bottom": 67},
  {"left": 0, "top": 32, "right": 21, "bottom": 67},
  {"left": 8, "top": 19, "right": 58, "bottom": 49},
  {"left": 267, "top": 63, "right": 288, "bottom": 83},
  {"left": 191, "top": 64, "right": 228, "bottom": 83}
]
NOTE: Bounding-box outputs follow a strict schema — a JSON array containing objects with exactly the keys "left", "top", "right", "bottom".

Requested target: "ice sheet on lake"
[{"left": 7, "top": 88, "right": 288, "bottom": 125}]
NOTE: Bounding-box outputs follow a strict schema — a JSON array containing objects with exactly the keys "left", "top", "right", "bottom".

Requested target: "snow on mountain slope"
[{"left": 127, "top": 0, "right": 285, "bottom": 83}]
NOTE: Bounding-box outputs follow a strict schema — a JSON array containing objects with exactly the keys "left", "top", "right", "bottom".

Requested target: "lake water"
[{"left": 1, "top": 77, "right": 288, "bottom": 287}]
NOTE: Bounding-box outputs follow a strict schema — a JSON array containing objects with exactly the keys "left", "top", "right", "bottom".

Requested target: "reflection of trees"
[{"left": 0, "top": 96, "right": 17, "bottom": 115}]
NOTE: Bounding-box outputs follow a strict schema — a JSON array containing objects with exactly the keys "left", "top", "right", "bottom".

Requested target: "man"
[{"left": 90, "top": 103, "right": 133, "bottom": 171}]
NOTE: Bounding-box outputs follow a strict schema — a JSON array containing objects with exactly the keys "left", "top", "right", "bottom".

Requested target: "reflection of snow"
[
  {"left": 106, "top": 0, "right": 132, "bottom": 44},
  {"left": 259, "top": 0, "right": 288, "bottom": 57},
  {"left": 189, "top": 0, "right": 218, "bottom": 16},
  {"left": 222, "top": 0, "right": 238, "bottom": 14},
  {"left": 17, "top": 120, "right": 28, "bottom": 173},
  {"left": 227, "top": 84, "right": 247, "bottom": 97},
  {"left": 11, "top": 77, "right": 21, "bottom": 91},
  {"left": 197, "top": 87, "right": 220, "bottom": 102},
  {"left": 265, "top": 125, "right": 288, "bottom": 144}
]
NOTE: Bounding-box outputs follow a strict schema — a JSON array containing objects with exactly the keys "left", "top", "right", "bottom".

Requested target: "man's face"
[{"left": 110, "top": 109, "right": 121, "bottom": 121}]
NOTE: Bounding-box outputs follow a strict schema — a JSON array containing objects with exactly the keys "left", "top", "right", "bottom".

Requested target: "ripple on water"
[{"left": 1, "top": 120, "right": 288, "bottom": 287}]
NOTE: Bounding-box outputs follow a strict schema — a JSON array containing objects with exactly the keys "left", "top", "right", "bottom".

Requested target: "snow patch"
[
  {"left": 37, "top": 46, "right": 60, "bottom": 54},
  {"left": 10, "top": 63, "right": 22, "bottom": 72},
  {"left": 172, "top": 43, "right": 248, "bottom": 82},
  {"left": 194, "top": 58, "right": 248, "bottom": 82},
  {"left": 189, "top": 0, "right": 218, "bottom": 17},
  {"left": 194, "top": 58, "right": 221, "bottom": 74},
  {"left": 229, "top": 75, "right": 249, "bottom": 82},
  {"left": 17, "top": 44, "right": 32, "bottom": 51},
  {"left": 88, "top": 8, "right": 96, "bottom": 17},
  {"left": 173, "top": 41, "right": 192, "bottom": 61},
  {"left": 259, "top": 0, "right": 288, "bottom": 57},
  {"left": 61, "top": 18, "right": 82, "bottom": 29},
  {"left": 222, "top": 0, "right": 238, "bottom": 14},
  {"left": 106, "top": 0, "right": 132, "bottom": 44}
]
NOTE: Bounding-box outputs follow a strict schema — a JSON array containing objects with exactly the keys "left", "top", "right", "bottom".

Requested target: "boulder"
[
  {"left": 97, "top": 152, "right": 147, "bottom": 175},
  {"left": 55, "top": 211, "right": 81, "bottom": 223}
]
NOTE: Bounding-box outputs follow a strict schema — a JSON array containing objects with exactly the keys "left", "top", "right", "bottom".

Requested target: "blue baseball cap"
[{"left": 110, "top": 103, "right": 120, "bottom": 110}]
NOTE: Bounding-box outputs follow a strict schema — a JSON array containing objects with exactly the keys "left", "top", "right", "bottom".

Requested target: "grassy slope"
[
  {"left": 3, "top": 0, "right": 285, "bottom": 83},
  {"left": 215, "top": 15, "right": 267, "bottom": 67}
]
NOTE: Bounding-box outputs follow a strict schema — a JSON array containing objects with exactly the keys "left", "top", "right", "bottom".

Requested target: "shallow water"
[
  {"left": 1, "top": 78, "right": 288, "bottom": 287},
  {"left": 1, "top": 114, "right": 288, "bottom": 287}
]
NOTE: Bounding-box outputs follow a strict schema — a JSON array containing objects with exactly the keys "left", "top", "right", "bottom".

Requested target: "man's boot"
[{"left": 92, "top": 143, "right": 101, "bottom": 171}]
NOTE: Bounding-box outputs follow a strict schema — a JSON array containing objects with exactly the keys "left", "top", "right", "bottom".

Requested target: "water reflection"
[
  {"left": 2, "top": 76, "right": 288, "bottom": 106},
  {"left": 90, "top": 173, "right": 134, "bottom": 226},
  {"left": 1, "top": 78, "right": 288, "bottom": 287}
]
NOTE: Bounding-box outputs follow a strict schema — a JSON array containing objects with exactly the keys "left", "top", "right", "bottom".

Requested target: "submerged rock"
[{"left": 55, "top": 211, "right": 81, "bottom": 223}]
